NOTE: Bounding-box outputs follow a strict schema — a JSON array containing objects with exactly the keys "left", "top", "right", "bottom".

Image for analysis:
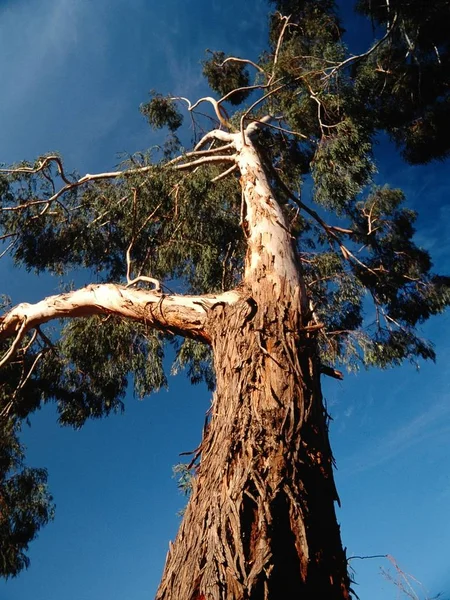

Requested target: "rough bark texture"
[{"left": 156, "top": 288, "right": 350, "bottom": 599}]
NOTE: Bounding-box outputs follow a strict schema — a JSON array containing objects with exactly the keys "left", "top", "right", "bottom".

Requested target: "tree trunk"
[
  {"left": 156, "top": 287, "right": 350, "bottom": 599},
  {"left": 156, "top": 128, "right": 351, "bottom": 599}
]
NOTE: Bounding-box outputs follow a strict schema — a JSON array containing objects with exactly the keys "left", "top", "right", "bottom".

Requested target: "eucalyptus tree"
[{"left": 1, "top": 0, "right": 449, "bottom": 597}]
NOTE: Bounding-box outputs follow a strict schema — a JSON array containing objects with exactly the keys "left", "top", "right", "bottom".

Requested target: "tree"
[{"left": 1, "top": 0, "right": 449, "bottom": 597}]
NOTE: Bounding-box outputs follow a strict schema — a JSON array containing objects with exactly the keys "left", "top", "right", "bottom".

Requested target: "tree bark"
[
  {"left": 156, "top": 129, "right": 350, "bottom": 599},
  {"left": 156, "top": 291, "right": 350, "bottom": 600},
  {"left": 0, "top": 285, "right": 240, "bottom": 344}
]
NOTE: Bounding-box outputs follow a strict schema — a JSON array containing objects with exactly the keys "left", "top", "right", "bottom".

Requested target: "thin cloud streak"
[
  {"left": 0, "top": 0, "right": 84, "bottom": 107},
  {"left": 340, "top": 399, "right": 450, "bottom": 476}
]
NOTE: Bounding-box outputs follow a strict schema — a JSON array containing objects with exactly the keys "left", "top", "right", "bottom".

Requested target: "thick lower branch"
[{"left": 0, "top": 284, "right": 240, "bottom": 346}]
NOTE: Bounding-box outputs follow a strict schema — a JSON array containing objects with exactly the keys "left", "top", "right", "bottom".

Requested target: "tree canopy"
[{"left": 0, "top": 0, "right": 449, "bottom": 586}]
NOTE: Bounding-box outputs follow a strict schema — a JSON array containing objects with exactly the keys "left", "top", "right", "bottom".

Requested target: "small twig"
[
  {"left": 347, "top": 554, "right": 388, "bottom": 562},
  {"left": 220, "top": 84, "right": 267, "bottom": 105},
  {"left": 249, "top": 118, "right": 308, "bottom": 139},
  {"left": 211, "top": 164, "right": 238, "bottom": 182},
  {"left": 320, "top": 365, "right": 344, "bottom": 380},
  {"left": 125, "top": 189, "right": 162, "bottom": 288},
  {"left": 0, "top": 318, "right": 27, "bottom": 368},
  {"left": 17, "top": 350, "right": 45, "bottom": 392},
  {"left": 0, "top": 238, "right": 19, "bottom": 260},
  {"left": 126, "top": 188, "right": 139, "bottom": 285},
  {"left": 20, "top": 328, "right": 38, "bottom": 354},
  {"left": 323, "top": 13, "right": 399, "bottom": 81}
]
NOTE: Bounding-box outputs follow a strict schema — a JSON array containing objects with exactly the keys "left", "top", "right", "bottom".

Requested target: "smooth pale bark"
[
  {"left": 0, "top": 284, "right": 240, "bottom": 345},
  {"left": 235, "top": 134, "right": 301, "bottom": 293}
]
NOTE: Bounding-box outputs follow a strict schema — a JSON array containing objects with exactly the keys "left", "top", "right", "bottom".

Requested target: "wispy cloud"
[
  {"left": 340, "top": 399, "right": 450, "bottom": 476},
  {"left": 0, "top": 0, "right": 85, "bottom": 107}
]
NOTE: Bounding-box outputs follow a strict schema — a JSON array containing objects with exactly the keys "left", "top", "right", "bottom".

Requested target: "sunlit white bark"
[{"left": 0, "top": 284, "right": 240, "bottom": 354}]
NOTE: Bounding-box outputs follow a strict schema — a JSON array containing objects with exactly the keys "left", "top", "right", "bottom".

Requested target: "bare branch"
[
  {"left": 0, "top": 285, "right": 242, "bottom": 359},
  {"left": 0, "top": 238, "right": 19, "bottom": 260},
  {"left": 174, "top": 155, "right": 236, "bottom": 171},
  {"left": 271, "top": 14, "right": 292, "bottom": 82},
  {"left": 1, "top": 164, "right": 155, "bottom": 215},
  {"left": 219, "top": 56, "right": 265, "bottom": 74},
  {"left": 165, "top": 142, "right": 235, "bottom": 166},
  {"left": 0, "top": 155, "right": 72, "bottom": 185},
  {"left": 211, "top": 164, "right": 238, "bottom": 182},
  {"left": 1, "top": 137, "right": 237, "bottom": 218},
  {"left": 194, "top": 129, "right": 234, "bottom": 151},
  {"left": 125, "top": 187, "right": 162, "bottom": 286},
  {"left": 0, "top": 317, "right": 27, "bottom": 368},
  {"left": 126, "top": 276, "right": 161, "bottom": 291},
  {"left": 220, "top": 84, "right": 267, "bottom": 105},
  {"left": 268, "top": 165, "right": 379, "bottom": 277},
  {"left": 248, "top": 118, "right": 308, "bottom": 139},
  {"left": 323, "top": 13, "right": 399, "bottom": 81},
  {"left": 173, "top": 95, "right": 231, "bottom": 129},
  {"left": 347, "top": 554, "right": 388, "bottom": 562}
]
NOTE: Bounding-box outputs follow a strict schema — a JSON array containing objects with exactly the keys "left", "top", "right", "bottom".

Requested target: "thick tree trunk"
[{"left": 156, "top": 287, "right": 350, "bottom": 599}]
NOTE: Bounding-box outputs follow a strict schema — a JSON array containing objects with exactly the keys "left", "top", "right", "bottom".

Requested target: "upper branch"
[{"left": 322, "top": 13, "right": 399, "bottom": 81}]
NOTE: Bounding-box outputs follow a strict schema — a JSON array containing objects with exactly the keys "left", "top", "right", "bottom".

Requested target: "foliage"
[
  {"left": 140, "top": 93, "right": 183, "bottom": 132},
  {"left": 0, "top": 419, "right": 54, "bottom": 578},
  {"left": 355, "top": 0, "right": 450, "bottom": 162},
  {"left": 202, "top": 51, "right": 252, "bottom": 105}
]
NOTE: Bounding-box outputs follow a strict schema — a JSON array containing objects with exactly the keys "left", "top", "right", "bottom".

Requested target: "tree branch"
[
  {"left": 219, "top": 56, "right": 265, "bottom": 74},
  {"left": 172, "top": 96, "right": 231, "bottom": 129},
  {"left": 0, "top": 285, "right": 241, "bottom": 359},
  {"left": 323, "top": 13, "right": 399, "bottom": 81},
  {"left": 174, "top": 154, "right": 236, "bottom": 171}
]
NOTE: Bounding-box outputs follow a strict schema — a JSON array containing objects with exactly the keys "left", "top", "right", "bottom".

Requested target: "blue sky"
[{"left": 0, "top": 1, "right": 449, "bottom": 599}]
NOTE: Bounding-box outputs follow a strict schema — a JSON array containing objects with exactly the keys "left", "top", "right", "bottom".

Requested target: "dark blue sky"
[{"left": 0, "top": 1, "right": 449, "bottom": 599}]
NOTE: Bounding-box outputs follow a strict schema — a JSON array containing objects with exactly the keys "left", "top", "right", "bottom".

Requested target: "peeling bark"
[
  {"left": 0, "top": 125, "right": 351, "bottom": 598},
  {"left": 157, "top": 292, "right": 350, "bottom": 600}
]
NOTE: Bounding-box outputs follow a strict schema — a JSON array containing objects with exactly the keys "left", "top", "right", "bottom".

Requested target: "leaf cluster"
[
  {"left": 140, "top": 92, "right": 183, "bottom": 132},
  {"left": 354, "top": 0, "right": 450, "bottom": 162},
  {"left": 0, "top": 419, "right": 54, "bottom": 578}
]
